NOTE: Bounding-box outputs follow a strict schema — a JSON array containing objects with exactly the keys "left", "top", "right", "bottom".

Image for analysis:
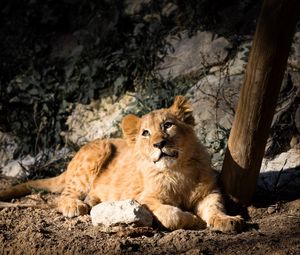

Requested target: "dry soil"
[{"left": 0, "top": 177, "right": 299, "bottom": 255}]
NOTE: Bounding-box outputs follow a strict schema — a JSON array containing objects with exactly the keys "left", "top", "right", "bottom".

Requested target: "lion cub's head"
[{"left": 122, "top": 96, "right": 197, "bottom": 169}]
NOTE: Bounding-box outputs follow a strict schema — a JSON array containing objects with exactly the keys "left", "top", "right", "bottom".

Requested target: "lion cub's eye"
[
  {"left": 142, "top": 130, "right": 150, "bottom": 137},
  {"left": 163, "top": 121, "right": 173, "bottom": 129}
]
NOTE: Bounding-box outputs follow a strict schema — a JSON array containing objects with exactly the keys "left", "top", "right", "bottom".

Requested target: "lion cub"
[{"left": 0, "top": 96, "right": 243, "bottom": 232}]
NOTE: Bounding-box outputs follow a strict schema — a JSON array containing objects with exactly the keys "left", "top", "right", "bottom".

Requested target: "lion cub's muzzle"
[
  {"left": 154, "top": 150, "right": 178, "bottom": 163},
  {"left": 152, "top": 139, "right": 178, "bottom": 164}
]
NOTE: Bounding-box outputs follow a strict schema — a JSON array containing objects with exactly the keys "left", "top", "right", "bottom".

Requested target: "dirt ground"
[{"left": 0, "top": 177, "right": 299, "bottom": 255}]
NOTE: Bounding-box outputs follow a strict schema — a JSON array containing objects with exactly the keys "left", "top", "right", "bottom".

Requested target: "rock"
[
  {"left": 185, "top": 37, "right": 299, "bottom": 169},
  {"left": 258, "top": 148, "right": 300, "bottom": 191},
  {"left": 226, "top": 41, "right": 251, "bottom": 76},
  {"left": 267, "top": 206, "right": 276, "bottom": 214},
  {"left": 286, "top": 199, "right": 300, "bottom": 215},
  {"left": 0, "top": 131, "right": 19, "bottom": 168},
  {"left": 1, "top": 155, "right": 35, "bottom": 178},
  {"left": 290, "top": 134, "right": 300, "bottom": 149},
  {"left": 61, "top": 93, "right": 141, "bottom": 146},
  {"left": 158, "top": 31, "right": 231, "bottom": 79},
  {"left": 186, "top": 73, "right": 243, "bottom": 160},
  {"left": 288, "top": 32, "right": 300, "bottom": 69},
  {"left": 124, "top": 0, "right": 151, "bottom": 16},
  {"left": 184, "top": 42, "right": 251, "bottom": 160},
  {"left": 264, "top": 73, "right": 300, "bottom": 157},
  {"left": 162, "top": 2, "right": 178, "bottom": 17},
  {"left": 90, "top": 199, "right": 153, "bottom": 232},
  {"left": 1, "top": 147, "right": 72, "bottom": 178},
  {"left": 290, "top": 70, "right": 300, "bottom": 89}
]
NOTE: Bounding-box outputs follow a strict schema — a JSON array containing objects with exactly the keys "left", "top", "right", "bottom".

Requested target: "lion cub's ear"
[
  {"left": 169, "top": 95, "right": 195, "bottom": 125},
  {"left": 122, "top": 114, "right": 141, "bottom": 144}
]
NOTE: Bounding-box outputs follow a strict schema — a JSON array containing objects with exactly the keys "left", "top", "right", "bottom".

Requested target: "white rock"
[
  {"left": 61, "top": 93, "right": 141, "bottom": 146},
  {"left": 1, "top": 148, "right": 71, "bottom": 178},
  {"left": 1, "top": 155, "right": 35, "bottom": 178},
  {"left": 1, "top": 161, "right": 24, "bottom": 177},
  {"left": 90, "top": 199, "right": 153, "bottom": 231},
  {"left": 258, "top": 148, "right": 300, "bottom": 191}
]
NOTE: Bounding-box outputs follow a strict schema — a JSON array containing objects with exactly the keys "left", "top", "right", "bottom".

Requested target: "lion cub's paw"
[
  {"left": 57, "top": 197, "right": 90, "bottom": 218},
  {"left": 154, "top": 205, "right": 205, "bottom": 230},
  {"left": 209, "top": 215, "right": 244, "bottom": 233},
  {"left": 84, "top": 193, "right": 100, "bottom": 207}
]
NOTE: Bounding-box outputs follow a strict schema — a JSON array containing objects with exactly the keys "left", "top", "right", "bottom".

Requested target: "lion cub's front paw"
[
  {"left": 84, "top": 193, "right": 101, "bottom": 207},
  {"left": 209, "top": 215, "right": 244, "bottom": 233},
  {"left": 57, "top": 197, "right": 90, "bottom": 218},
  {"left": 153, "top": 205, "right": 205, "bottom": 230}
]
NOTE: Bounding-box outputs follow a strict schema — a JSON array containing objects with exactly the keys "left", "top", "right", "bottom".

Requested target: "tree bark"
[{"left": 220, "top": 0, "right": 300, "bottom": 205}]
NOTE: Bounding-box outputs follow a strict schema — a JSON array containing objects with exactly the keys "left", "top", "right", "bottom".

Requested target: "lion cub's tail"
[{"left": 0, "top": 172, "right": 66, "bottom": 201}]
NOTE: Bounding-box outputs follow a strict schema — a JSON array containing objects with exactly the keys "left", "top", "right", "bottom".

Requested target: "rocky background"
[{"left": 0, "top": 0, "right": 299, "bottom": 195}]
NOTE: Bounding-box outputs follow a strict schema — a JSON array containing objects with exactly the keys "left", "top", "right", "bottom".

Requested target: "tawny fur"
[{"left": 0, "top": 96, "right": 243, "bottom": 232}]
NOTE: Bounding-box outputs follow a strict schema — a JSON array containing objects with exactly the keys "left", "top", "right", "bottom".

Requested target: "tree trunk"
[{"left": 220, "top": 0, "right": 300, "bottom": 205}]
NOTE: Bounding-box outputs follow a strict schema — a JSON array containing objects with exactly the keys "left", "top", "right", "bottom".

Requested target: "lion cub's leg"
[
  {"left": 57, "top": 140, "right": 112, "bottom": 217},
  {"left": 142, "top": 199, "right": 205, "bottom": 230},
  {"left": 195, "top": 191, "right": 243, "bottom": 233},
  {"left": 153, "top": 204, "right": 205, "bottom": 230}
]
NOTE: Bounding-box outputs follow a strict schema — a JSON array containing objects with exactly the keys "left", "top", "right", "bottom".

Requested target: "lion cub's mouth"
[{"left": 154, "top": 150, "right": 178, "bottom": 163}]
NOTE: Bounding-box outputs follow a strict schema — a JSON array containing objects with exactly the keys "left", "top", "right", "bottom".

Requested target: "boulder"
[
  {"left": 1, "top": 155, "right": 34, "bottom": 178},
  {"left": 90, "top": 199, "right": 153, "bottom": 232},
  {"left": 185, "top": 39, "right": 300, "bottom": 169},
  {"left": 185, "top": 42, "right": 251, "bottom": 162},
  {"left": 61, "top": 93, "right": 141, "bottom": 146},
  {"left": 158, "top": 31, "right": 232, "bottom": 79},
  {"left": 258, "top": 148, "right": 300, "bottom": 192},
  {"left": 186, "top": 74, "right": 243, "bottom": 168},
  {"left": 0, "top": 131, "right": 19, "bottom": 168},
  {"left": 1, "top": 147, "right": 72, "bottom": 178}
]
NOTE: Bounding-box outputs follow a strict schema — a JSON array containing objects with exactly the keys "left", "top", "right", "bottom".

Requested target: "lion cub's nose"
[{"left": 153, "top": 140, "right": 167, "bottom": 149}]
